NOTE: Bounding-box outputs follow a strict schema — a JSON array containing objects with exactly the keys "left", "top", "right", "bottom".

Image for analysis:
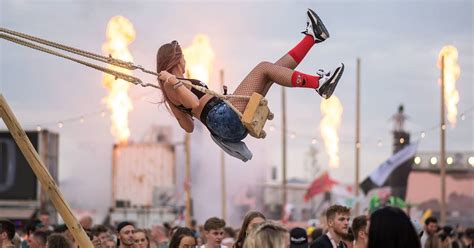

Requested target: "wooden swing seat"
[{"left": 241, "top": 92, "right": 274, "bottom": 139}]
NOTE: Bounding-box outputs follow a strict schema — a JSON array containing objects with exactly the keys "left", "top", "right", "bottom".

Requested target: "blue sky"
[{"left": 1, "top": 0, "right": 472, "bottom": 224}]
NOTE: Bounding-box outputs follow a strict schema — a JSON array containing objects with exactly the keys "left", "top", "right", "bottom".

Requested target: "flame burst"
[
  {"left": 438, "top": 46, "right": 461, "bottom": 126},
  {"left": 182, "top": 35, "right": 215, "bottom": 85},
  {"left": 102, "top": 16, "right": 135, "bottom": 144},
  {"left": 320, "top": 95, "right": 343, "bottom": 168}
]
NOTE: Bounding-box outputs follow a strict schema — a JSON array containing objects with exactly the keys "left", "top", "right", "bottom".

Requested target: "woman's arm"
[
  {"left": 159, "top": 71, "right": 200, "bottom": 109},
  {"left": 170, "top": 105, "right": 194, "bottom": 133}
]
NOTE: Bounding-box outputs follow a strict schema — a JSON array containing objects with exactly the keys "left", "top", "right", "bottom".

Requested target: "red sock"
[
  {"left": 291, "top": 71, "right": 320, "bottom": 89},
  {"left": 288, "top": 35, "right": 314, "bottom": 64}
]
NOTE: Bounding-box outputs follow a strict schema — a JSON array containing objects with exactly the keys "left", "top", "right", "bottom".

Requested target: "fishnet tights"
[{"left": 231, "top": 54, "right": 300, "bottom": 112}]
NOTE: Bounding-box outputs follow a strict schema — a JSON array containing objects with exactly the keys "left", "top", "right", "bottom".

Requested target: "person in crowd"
[
  {"left": 85, "top": 229, "right": 102, "bottom": 248},
  {"left": 92, "top": 225, "right": 111, "bottom": 247},
  {"left": 104, "top": 235, "right": 117, "bottom": 248},
  {"left": 234, "top": 211, "right": 266, "bottom": 248},
  {"left": 422, "top": 217, "right": 439, "bottom": 246},
  {"left": 243, "top": 221, "right": 289, "bottom": 248},
  {"left": 368, "top": 206, "right": 421, "bottom": 248},
  {"left": 342, "top": 228, "right": 354, "bottom": 248},
  {"left": 190, "top": 220, "right": 200, "bottom": 239},
  {"left": 310, "top": 205, "right": 351, "bottom": 248},
  {"left": 133, "top": 229, "right": 151, "bottom": 248},
  {"left": 310, "top": 228, "right": 324, "bottom": 243},
  {"left": 439, "top": 226, "right": 459, "bottom": 248},
  {"left": 439, "top": 230, "right": 451, "bottom": 248},
  {"left": 117, "top": 221, "right": 135, "bottom": 248},
  {"left": 290, "top": 227, "right": 309, "bottom": 248},
  {"left": 198, "top": 225, "right": 206, "bottom": 245},
  {"left": 201, "top": 217, "right": 226, "bottom": 248},
  {"left": 306, "top": 227, "right": 316, "bottom": 243},
  {"left": 0, "top": 219, "right": 16, "bottom": 248},
  {"left": 13, "top": 233, "right": 22, "bottom": 248},
  {"left": 45, "top": 233, "right": 72, "bottom": 248},
  {"left": 351, "top": 215, "right": 368, "bottom": 248},
  {"left": 222, "top": 227, "right": 236, "bottom": 247},
  {"left": 79, "top": 216, "right": 94, "bottom": 230},
  {"left": 457, "top": 227, "right": 473, "bottom": 248},
  {"left": 168, "top": 227, "right": 196, "bottom": 248},
  {"left": 38, "top": 212, "right": 53, "bottom": 232},
  {"left": 150, "top": 225, "right": 169, "bottom": 248},
  {"left": 28, "top": 231, "right": 49, "bottom": 248},
  {"left": 422, "top": 217, "right": 441, "bottom": 248},
  {"left": 21, "top": 220, "right": 42, "bottom": 248},
  {"left": 196, "top": 237, "right": 204, "bottom": 247}
]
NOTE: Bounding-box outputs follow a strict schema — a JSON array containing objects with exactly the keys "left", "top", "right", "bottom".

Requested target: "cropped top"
[{"left": 170, "top": 78, "right": 208, "bottom": 115}]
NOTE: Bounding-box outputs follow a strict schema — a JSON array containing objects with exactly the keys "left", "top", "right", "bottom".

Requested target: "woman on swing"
[{"left": 157, "top": 9, "right": 344, "bottom": 159}]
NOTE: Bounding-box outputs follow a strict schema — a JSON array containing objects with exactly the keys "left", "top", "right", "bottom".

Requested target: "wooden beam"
[{"left": 0, "top": 94, "right": 93, "bottom": 248}]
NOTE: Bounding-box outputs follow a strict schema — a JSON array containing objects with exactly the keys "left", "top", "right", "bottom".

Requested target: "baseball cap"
[{"left": 290, "top": 227, "right": 309, "bottom": 248}]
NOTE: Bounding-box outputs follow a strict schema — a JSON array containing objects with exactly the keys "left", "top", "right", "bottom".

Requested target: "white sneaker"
[
  {"left": 302, "top": 8, "right": 330, "bottom": 43},
  {"left": 316, "top": 63, "right": 344, "bottom": 99}
]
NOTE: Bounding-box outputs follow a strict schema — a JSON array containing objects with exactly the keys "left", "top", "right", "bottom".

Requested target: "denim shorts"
[{"left": 201, "top": 97, "right": 248, "bottom": 142}]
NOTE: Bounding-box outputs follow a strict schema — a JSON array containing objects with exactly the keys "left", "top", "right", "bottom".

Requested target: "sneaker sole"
[
  {"left": 308, "top": 8, "right": 330, "bottom": 41},
  {"left": 322, "top": 63, "right": 344, "bottom": 99}
]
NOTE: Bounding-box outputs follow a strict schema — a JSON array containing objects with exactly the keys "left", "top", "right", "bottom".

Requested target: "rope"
[
  {"left": 0, "top": 33, "right": 159, "bottom": 89},
  {"left": 0, "top": 27, "right": 263, "bottom": 118},
  {"left": 0, "top": 27, "right": 135, "bottom": 70}
]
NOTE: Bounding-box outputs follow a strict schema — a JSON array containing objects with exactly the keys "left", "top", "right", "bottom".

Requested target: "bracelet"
[{"left": 172, "top": 81, "right": 184, "bottom": 90}]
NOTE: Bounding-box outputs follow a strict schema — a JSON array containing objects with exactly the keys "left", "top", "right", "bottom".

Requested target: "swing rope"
[{"left": 0, "top": 27, "right": 254, "bottom": 118}]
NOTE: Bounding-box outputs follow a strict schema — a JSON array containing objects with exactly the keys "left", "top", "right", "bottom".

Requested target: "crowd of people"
[{"left": 0, "top": 206, "right": 473, "bottom": 248}]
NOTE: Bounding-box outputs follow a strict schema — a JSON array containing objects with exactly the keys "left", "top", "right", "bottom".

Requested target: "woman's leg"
[
  {"left": 260, "top": 35, "right": 316, "bottom": 95},
  {"left": 231, "top": 8, "right": 342, "bottom": 112},
  {"left": 257, "top": 7, "right": 329, "bottom": 95},
  {"left": 231, "top": 61, "right": 322, "bottom": 112}
]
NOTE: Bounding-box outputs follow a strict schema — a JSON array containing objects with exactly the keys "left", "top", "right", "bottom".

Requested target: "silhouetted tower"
[{"left": 387, "top": 105, "right": 413, "bottom": 199}]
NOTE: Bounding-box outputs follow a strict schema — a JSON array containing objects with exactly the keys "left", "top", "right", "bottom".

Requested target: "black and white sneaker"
[
  {"left": 316, "top": 63, "right": 344, "bottom": 99},
  {"left": 302, "top": 8, "right": 330, "bottom": 43}
]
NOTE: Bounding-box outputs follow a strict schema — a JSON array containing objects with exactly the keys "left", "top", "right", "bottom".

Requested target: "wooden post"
[
  {"left": 281, "top": 88, "right": 287, "bottom": 220},
  {"left": 440, "top": 56, "right": 447, "bottom": 225},
  {"left": 0, "top": 94, "right": 93, "bottom": 248},
  {"left": 220, "top": 69, "right": 227, "bottom": 221},
  {"left": 355, "top": 58, "right": 361, "bottom": 215},
  {"left": 184, "top": 133, "right": 192, "bottom": 228}
]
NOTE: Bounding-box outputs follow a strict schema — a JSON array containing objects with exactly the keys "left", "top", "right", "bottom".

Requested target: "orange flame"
[
  {"left": 320, "top": 95, "right": 343, "bottom": 168},
  {"left": 102, "top": 16, "right": 135, "bottom": 144},
  {"left": 182, "top": 35, "right": 215, "bottom": 86},
  {"left": 438, "top": 45, "right": 461, "bottom": 126}
]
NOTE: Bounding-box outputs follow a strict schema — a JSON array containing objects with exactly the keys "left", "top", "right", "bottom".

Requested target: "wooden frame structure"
[{"left": 0, "top": 94, "right": 93, "bottom": 248}]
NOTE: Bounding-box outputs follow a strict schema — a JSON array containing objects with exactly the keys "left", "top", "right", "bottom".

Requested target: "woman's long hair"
[
  {"left": 168, "top": 227, "right": 195, "bottom": 248},
  {"left": 368, "top": 206, "right": 421, "bottom": 248},
  {"left": 234, "top": 211, "right": 266, "bottom": 248},
  {"left": 156, "top": 40, "right": 183, "bottom": 109},
  {"left": 243, "top": 221, "right": 288, "bottom": 248}
]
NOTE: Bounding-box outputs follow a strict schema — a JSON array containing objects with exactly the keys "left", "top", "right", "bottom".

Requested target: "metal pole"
[
  {"left": 440, "top": 56, "right": 447, "bottom": 225},
  {"left": 220, "top": 69, "right": 227, "bottom": 221},
  {"left": 355, "top": 58, "right": 361, "bottom": 215},
  {"left": 281, "top": 88, "right": 287, "bottom": 220},
  {"left": 184, "top": 133, "right": 192, "bottom": 227}
]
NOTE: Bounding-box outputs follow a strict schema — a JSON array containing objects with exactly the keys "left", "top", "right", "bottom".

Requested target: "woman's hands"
[{"left": 158, "top": 70, "right": 175, "bottom": 83}]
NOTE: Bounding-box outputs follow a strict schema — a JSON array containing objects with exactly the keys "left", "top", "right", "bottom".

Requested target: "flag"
[
  {"left": 360, "top": 142, "right": 418, "bottom": 196},
  {"left": 304, "top": 172, "right": 338, "bottom": 202},
  {"left": 332, "top": 184, "right": 354, "bottom": 207}
]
